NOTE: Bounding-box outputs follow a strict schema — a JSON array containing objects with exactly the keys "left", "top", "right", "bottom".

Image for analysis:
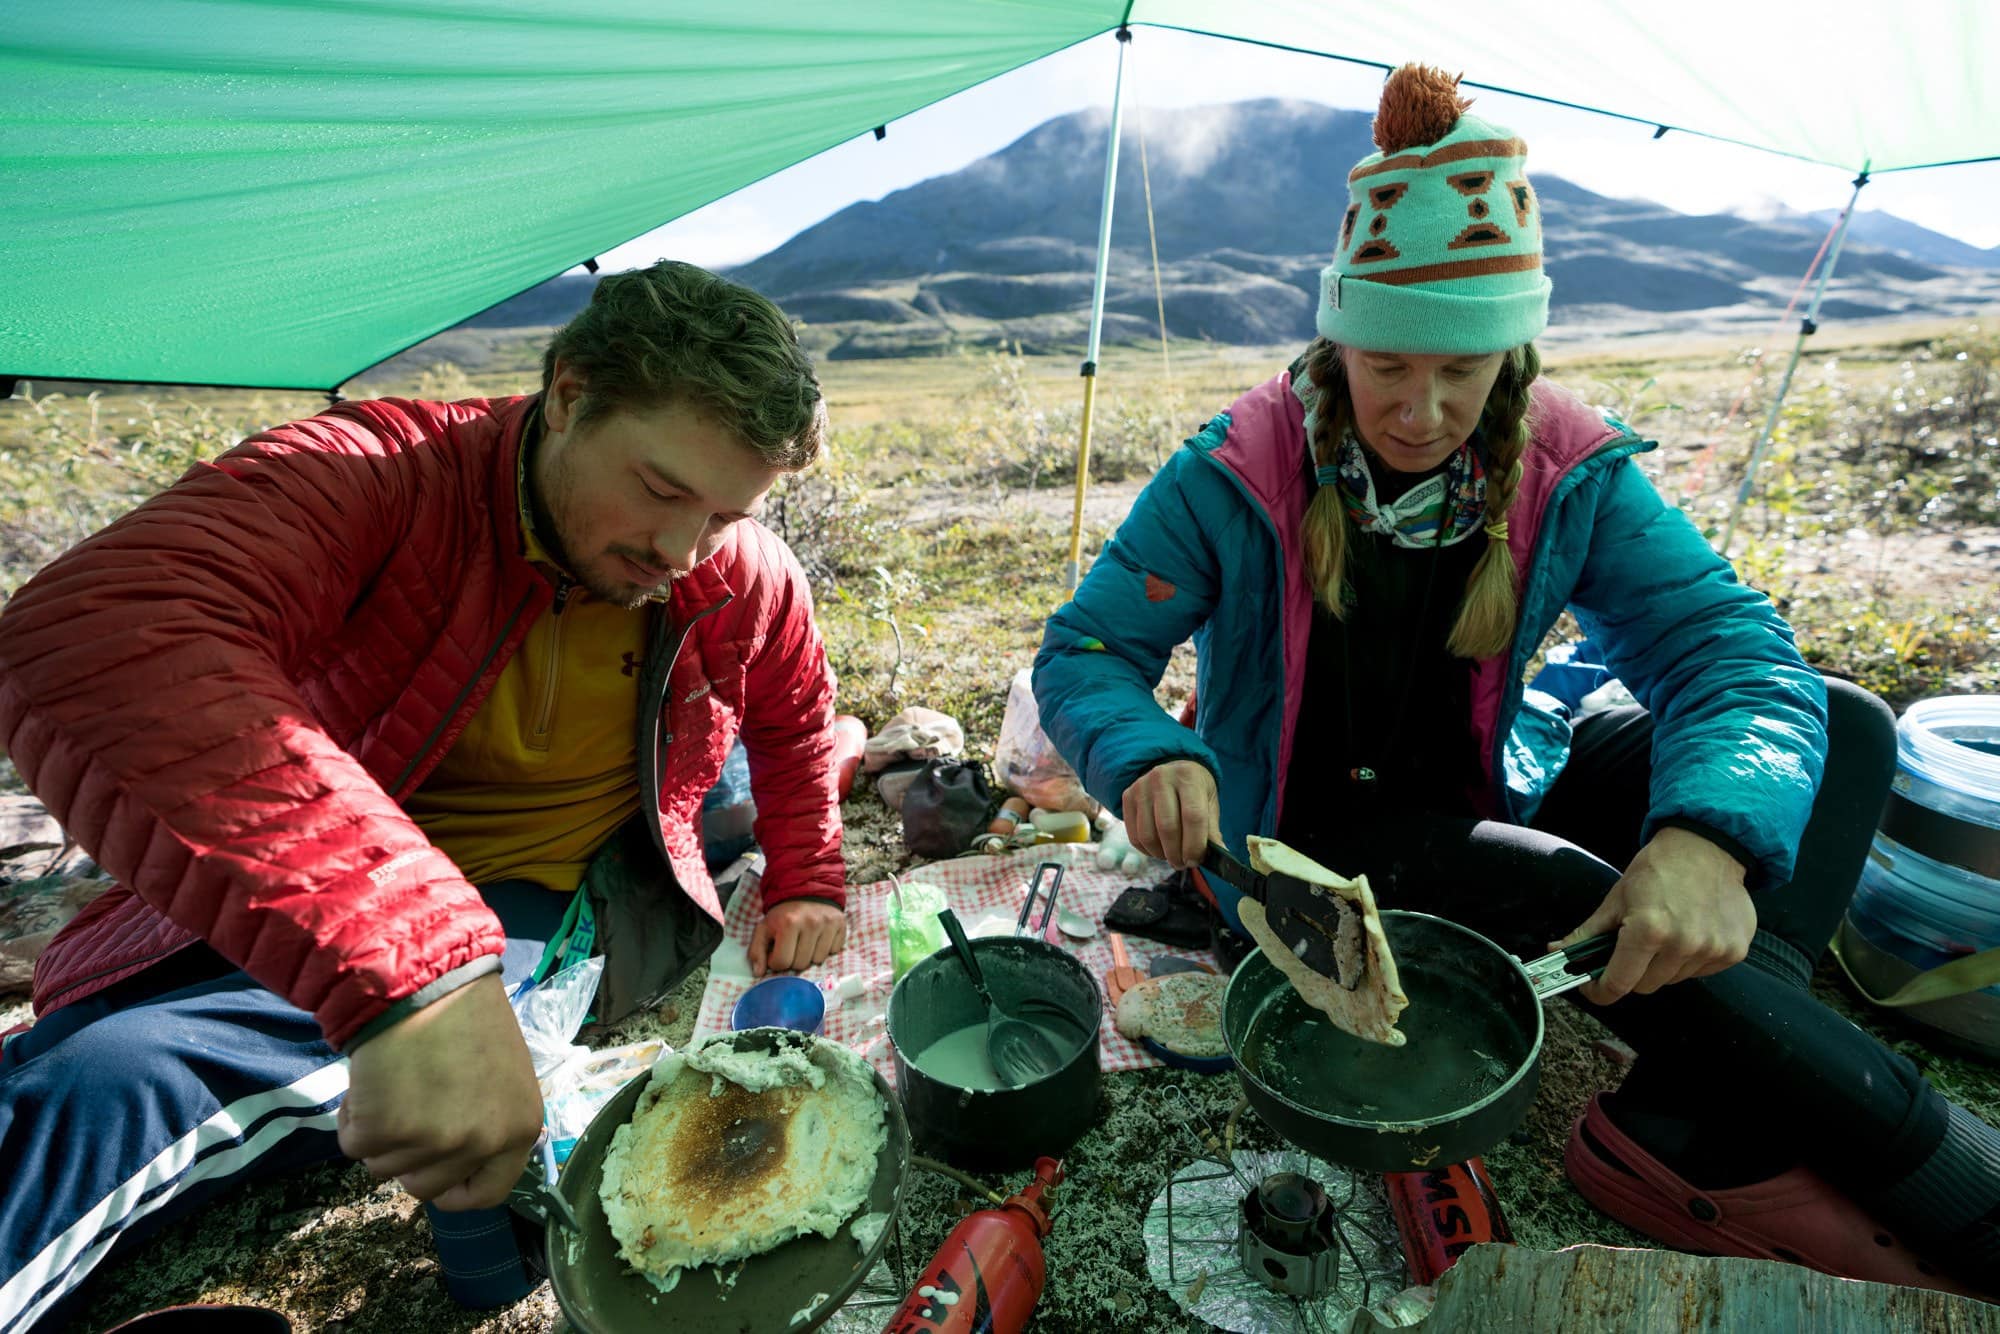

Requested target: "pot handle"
[
  {"left": 527, "top": 1128, "right": 584, "bottom": 1234},
  {"left": 1016, "top": 861, "right": 1064, "bottom": 937},
  {"left": 1520, "top": 933, "right": 1617, "bottom": 1001}
]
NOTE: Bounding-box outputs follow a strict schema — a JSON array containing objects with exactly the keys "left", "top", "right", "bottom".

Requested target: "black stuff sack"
[{"left": 901, "top": 758, "right": 995, "bottom": 860}]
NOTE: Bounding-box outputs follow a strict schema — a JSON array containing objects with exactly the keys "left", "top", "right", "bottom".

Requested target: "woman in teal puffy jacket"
[{"left": 1035, "top": 66, "right": 1998, "bottom": 1299}]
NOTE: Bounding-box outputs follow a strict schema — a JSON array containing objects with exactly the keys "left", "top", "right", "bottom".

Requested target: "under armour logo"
[{"left": 621, "top": 652, "right": 640, "bottom": 677}]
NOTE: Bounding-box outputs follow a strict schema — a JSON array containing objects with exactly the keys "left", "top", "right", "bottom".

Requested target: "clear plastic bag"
[
  {"left": 993, "top": 667, "right": 1098, "bottom": 814},
  {"left": 510, "top": 956, "right": 666, "bottom": 1162},
  {"left": 511, "top": 956, "right": 605, "bottom": 1080},
  {"left": 541, "top": 1040, "right": 668, "bottom": 1163}
]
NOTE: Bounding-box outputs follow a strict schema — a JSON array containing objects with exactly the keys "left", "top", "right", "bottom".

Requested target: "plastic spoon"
[
  {"left": 1054, "top": 905, "right": 1098, "bottom": 941},
  {"left": 938, "top": 908, "right": 1066, "bottom": 1088}
]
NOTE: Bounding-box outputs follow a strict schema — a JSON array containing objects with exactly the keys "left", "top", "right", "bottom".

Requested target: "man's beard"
[
  {"left": 534, "top": 451, "right": 679, "bottom": 607},
  {"left": 593, "top": 550, "right": 683, "bottom": 608}
]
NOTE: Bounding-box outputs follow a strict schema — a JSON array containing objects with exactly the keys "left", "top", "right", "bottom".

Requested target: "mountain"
[
  {"left": 461, "top": 101, "right": 2000, "bottom": 355},
  {"left": 1806, "top": 209, "right": 2000, "bottom": 271}
]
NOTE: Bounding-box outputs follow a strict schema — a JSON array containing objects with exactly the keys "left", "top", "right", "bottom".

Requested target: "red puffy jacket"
[{"left": 0, "top": 395, "right": 843, "bottom": 1049}]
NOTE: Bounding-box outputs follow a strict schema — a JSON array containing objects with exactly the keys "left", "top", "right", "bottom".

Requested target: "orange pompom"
[{"left": 1372, "top": 64, "right": 1473, "bottom": 154}]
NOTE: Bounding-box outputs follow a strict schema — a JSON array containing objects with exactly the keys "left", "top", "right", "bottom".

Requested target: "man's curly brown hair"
[{"left": 540, "top": 260, "right": 826, "bottom": 470}]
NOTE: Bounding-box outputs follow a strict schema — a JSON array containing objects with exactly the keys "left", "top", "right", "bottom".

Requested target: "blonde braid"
[
  {"left": 1445, "top": 343, "right": 1542, "bottom": 659},
  {"left": 1300, "top": 337, "right": 1357, "bottom": 615}
]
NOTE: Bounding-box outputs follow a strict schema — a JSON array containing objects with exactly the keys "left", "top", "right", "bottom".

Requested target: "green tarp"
[{"left": 4, "top": 1, "right": 1995, "bottom": 389}]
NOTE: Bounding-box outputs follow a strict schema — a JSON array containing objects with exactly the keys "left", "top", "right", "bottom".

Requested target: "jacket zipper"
[
  {"left": 528, "top": 577, "right": 574, "bottom": 752},
  {"left": 1190, "top": 440, "right": 1292, "bottom": 835},
  {"left": 637, "top": 595, "right": 731, "bottom": 870},
  {"left": 390, "top": 587, "right": 540, "bottom": 798},
  {"left": 1491, "top": 432, "right": 1647, "bottom": 812}
]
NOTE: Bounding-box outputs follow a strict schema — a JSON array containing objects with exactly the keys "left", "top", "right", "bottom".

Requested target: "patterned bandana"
[
  {"left": 1329, "top": 430, "right": 1487, "bottom": 548},
  {"left": 1296, "top": 368, "right": 1488, "bottom": 549}
]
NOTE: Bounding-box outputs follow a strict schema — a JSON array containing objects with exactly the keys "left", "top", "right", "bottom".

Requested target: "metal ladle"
[{"left": 938, "top": 908, "right": 1067, "bottom": 1088}]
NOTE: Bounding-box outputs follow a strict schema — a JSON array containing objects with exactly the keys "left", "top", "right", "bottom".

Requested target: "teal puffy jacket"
[{"left": 1034, "top": 371, "right": 1826, "bottom": 931}]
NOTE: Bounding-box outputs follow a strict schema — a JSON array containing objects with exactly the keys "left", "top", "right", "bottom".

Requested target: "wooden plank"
[{"left": 1351, "top": 1243, "right": 1999, "bottom": 1332}]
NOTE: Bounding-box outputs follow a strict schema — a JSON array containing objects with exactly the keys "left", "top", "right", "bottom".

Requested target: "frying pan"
[
  {"left": 541, "top": 1027, "right": 909, "bottom": 1333},
  {"left": 1222, "top": 910, "right": 1610, "bottom": 1172}
]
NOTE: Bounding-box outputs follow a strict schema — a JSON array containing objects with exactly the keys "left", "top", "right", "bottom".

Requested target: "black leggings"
[{"left": 1291, "top": 677, "right": 1943, "bottom": 1195}]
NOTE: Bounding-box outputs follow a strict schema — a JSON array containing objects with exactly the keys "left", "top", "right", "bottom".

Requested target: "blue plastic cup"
[{"left": 731, "top": 975, "right": 826, "bottom": 1034}]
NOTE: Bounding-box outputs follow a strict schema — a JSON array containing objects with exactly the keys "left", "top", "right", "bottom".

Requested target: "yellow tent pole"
[{"left": 1064, "top": 25, "right": 1130, "bottom": 595}]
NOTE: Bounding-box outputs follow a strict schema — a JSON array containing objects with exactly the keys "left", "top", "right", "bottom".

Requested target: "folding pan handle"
[
  {"left": 1016, "top": 860, "right": 1065, "bottom": 937},
  {"left": 1520, "top": 932, "right": 1617, "bottom": 1001},
  {"left": 512, "top": 1127, "right": 583, "bottom": 1234}
]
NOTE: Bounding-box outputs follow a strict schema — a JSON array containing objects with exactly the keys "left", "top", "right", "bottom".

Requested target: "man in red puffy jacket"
[{"left": 0, "top": 260, "right": 849, "bottom": 1326}]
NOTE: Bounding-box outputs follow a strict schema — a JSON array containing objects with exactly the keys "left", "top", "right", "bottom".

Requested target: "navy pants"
[{"left": 0, "top": 882, "right": 568, "bottom": 1332}]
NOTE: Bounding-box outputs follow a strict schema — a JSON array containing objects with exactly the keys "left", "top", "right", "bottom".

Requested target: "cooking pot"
[
  {"left": 1223, "top": 910, "right": 1609, "bottom": 1171},
  {"left": 887, "top": 931, "right": 1103, "bottom": 1170}
]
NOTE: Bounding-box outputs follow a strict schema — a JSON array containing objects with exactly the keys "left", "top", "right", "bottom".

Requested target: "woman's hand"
[
  {"left": 1121, "top": 760, "right": 1219, "bottom": 868},
  {"left": 1551, "top": 826, "right": 1756, "bottom": 1005}
]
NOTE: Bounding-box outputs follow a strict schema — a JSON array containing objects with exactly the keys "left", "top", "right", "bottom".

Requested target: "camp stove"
[
  {"left": 1140, "top": 1088, "right": 1414, "bottom": 1334},
  {"left": 1238, "top": 1171, "right": 1342, "bottom": 1299}
]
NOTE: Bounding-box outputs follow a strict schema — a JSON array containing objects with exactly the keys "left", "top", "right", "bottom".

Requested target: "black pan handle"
[
  {"left": 513, "top": 1127, "right": 583, "bottom": 1234},
  {"left": 1200, "top": 842, "right": 1266, "bottom": 903},
  {"left": 1520, "top": 932, "right": 1617, "bottom": 1001}
]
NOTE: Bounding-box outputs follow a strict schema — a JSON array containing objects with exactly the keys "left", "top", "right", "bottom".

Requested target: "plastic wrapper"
[
  {"left": 509, "top": 956, "right": 666, "bottom": 1162},
  {"left": 993, "top": 668, "right": 1098, "bottom": 814},
  {"left": 541, "top": 1039, "right": 669, "bottom": 1163}
]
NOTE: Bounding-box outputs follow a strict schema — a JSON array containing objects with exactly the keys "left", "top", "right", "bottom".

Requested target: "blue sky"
[{"left": 599, "top": 28, "right": 2000, "bottom": 275}]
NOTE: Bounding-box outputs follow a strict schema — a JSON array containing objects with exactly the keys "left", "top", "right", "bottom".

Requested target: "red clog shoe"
[{"left": 1565, "top": 1093, "right": 1991, "bottom": 1301}]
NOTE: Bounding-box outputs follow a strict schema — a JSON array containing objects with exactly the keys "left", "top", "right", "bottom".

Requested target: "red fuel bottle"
[
  {"left": 831, "top": 714, "right": 868, "bottom": 801},
  {"left": 1383, "top": 1157, "right": 1513, "bottom": 1286},
  {"left": 882, "top": 1157, "right": 1064, "bottom": 1334}
]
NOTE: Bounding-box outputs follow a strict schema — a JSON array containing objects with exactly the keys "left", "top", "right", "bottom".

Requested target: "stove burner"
[{"left": 1239, "top": 1172, "right": 1341, "bottom": 1299}]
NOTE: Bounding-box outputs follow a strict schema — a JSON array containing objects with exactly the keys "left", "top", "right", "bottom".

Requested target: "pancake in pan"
[{"left": 597, "top": 1033, "right": 887, "bottom": 1293}]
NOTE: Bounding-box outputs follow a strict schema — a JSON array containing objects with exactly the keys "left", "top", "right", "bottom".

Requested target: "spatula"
[
  {"left": 1201, "top": 842, "right": 1363, "bottom": 990},
  {"left": 938, "top": 907, "right": 1066, "bottom": 1088},
  {"left": 1103, "top": 931, "right": 1146, "bottom": 1005}
]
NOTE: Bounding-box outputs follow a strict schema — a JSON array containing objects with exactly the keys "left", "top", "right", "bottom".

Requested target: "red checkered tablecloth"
[{"left": 692, "top": 844, "right": 1215, "bottom": 1087}]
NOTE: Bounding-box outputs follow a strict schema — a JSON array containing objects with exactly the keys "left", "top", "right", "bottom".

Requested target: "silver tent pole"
[
  {"left": 1063, "top": 25, "right": 1131, "bottom": 595},
  {"left": 1720, "top": 167, "right": 1870, "bottom": 557}
]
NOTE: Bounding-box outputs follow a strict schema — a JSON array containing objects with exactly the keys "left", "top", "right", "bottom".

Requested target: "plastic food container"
[
  {"left": 1844, "top": 695, "right": 2000, "bottom": 1057},
  {"left": 886, "top": 880, "right": 951, "bottom": 980}
]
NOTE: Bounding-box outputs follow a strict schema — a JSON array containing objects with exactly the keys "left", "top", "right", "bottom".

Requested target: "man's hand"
[
  {"left": 337, "top": 971, "right": 542, "bottom": 1210},
  {"left": 750, "top": 898, "right": 848, "bottom": 977},
  {"left": 1121, "top": 760, "right": 1219, "bottom": 869},
  {"left": 1551, "top": 826, "right": 1756, "bottom": 1005}
]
